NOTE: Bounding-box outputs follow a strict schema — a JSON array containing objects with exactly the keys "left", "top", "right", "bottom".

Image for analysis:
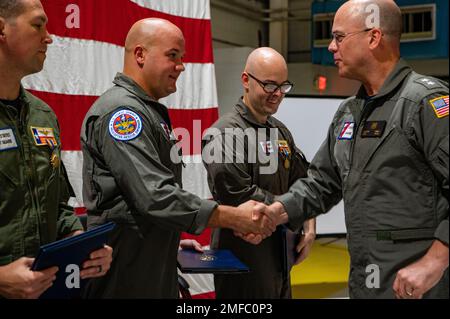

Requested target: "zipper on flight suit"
[
  {"left": 18, "top": 104, "right": 43, "bottom": 246},
  {"left": 347, "top": 99, "right": 376, "bottom": 171},
  {"left": 4, "top": 104, "right": 40, "bottom": 254}
]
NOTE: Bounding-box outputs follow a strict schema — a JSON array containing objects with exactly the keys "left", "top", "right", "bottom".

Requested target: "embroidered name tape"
[{"left": 0, "top": 128, "right": 18, "bottom": 151}]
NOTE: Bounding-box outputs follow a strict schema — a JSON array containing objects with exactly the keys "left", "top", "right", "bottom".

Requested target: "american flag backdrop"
[{"left": 23, "top": 0, "right": 218, "bottom": 298}]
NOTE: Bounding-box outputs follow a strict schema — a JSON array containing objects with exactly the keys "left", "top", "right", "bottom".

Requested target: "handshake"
[{"left": 227, "top": 200, "right": 288, "bottom": 245}]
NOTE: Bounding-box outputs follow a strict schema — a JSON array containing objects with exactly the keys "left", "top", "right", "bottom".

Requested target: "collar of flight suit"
[
  {"left": 355, "top": 58, "right": 413, "bottom": 101},
  {"left": 234, "top": 97, "right": 277, "bottom": 128},
  {"left": 0, "top": 86, "right": 34, "bottom": 122},
  {"left": 112, "top": 72, "right": 160, "bottom": 104},
  {"left": 112, "top": 72, "right": 174, "bottom": 127},
  {"left": 0, "top": 86, "right": 28, "bottom": 109}
]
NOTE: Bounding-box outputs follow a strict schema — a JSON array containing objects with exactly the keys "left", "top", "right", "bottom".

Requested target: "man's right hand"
[
  {"left": 0, "top": 257, "right": 58, "bottom": 299},
  {"left": 234, "top": 201, "right": 288, "bottom": 245},
  {"left": 261, "top": 201, "right": 288, "bottom": 225},
  {"left": 234, "top": 200, "right": 276, "bottom": 236}
]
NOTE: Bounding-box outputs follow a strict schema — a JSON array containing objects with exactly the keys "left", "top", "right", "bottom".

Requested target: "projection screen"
[{"left": 276, "top": 96, "right": 348, "bottom": 235}]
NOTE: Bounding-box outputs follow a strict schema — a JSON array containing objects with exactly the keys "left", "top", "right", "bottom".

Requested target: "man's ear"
[
  {"left": 242, "top": 72, "right": 250, "bottom": 91},
  {"left": 134, "top": 45, "right": 145, "bottom": 67},
  {"left": 368, "top": 28, "right": 383, "bottom": 50}
]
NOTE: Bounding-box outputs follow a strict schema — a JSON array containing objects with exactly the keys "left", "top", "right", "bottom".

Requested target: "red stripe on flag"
[
  {"left": 437, "top": 107, "right": 449, "bottom": 115},
  {"left": 29, "top": 90, "right": 98, "bottom": 151},
  {"left": 191, "top": 291, "right": 216, "bottom": 299},
  {"left": 42, "top": 0, "right": 213, "bottom": 63},
  {"left": 29, "top": 90, "right": 218, "bottom": 154},
  {"left": 169, "top": 108, "right": 219, "bottom": 155}
]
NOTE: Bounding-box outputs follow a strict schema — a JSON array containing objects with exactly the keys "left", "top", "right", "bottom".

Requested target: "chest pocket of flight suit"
[{"left": 360, "top": 124, "right": 435, "bottom": 230}]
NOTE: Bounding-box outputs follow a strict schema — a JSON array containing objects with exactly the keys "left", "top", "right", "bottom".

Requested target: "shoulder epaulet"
[
  {"left": 400, "top": 72, "right": 448, "bottom": 104},
  {"left": 413, "top": 76, "right": 447, "bottom": 90}
]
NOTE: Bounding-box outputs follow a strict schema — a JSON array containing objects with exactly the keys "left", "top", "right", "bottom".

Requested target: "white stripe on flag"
[
  {"left": 160, "top": 63, "right": 218, "bottom": 110},
  {"left": 130, "top": 0, "right": 211, "bottom": 19},
  {"left": 23, "top": 36, "right": 123, "bottom": 96},
  {"left": 177, "top": 269, "right": 215, "bottom": 295},
  {"left": 62, "top": 151, "right": 85, "bottom": 207},
  {"left": 181, "top": 154, "right": 212, "bottom": 199},
  {"left": 22, "top": 36, "right": 218, "bottom": 110}
]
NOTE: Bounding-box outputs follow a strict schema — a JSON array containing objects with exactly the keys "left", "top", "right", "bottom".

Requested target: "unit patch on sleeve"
[
  {"left": 429, "top": 95, "right": 449, "bottom": 118},
  {"left": 109, "top": 109, "right": 143, "bottom": 141}
]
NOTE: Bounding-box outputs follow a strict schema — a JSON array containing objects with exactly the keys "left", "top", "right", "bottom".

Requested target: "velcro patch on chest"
[
  {"left": 0, "top": 128, "right": 18, "bottom": 151},
  {"left": 109, "top": 109, "right": 143, "bottom": 141},
  {"left": 429, "top": 95, "right": 449, "bottom": 118},
  {"left": 30, "top": 126, "right": 58, "bottom": 147},
  {"left": 338, "top": 122, "right": 355, "bottom": 140},
  {"left": 361, "top": 121, "right": 386, "bottom": 138},
  {"left": 260, "top": 140, "right": 274, "bottom": 154}
]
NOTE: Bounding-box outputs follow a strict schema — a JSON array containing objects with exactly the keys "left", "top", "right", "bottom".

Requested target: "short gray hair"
[
  {"left": 0, "top": 0, "right": 26, "bottom": 20},
  {"left": 350, "top": 0, "right": 402, "bottom": 41}
]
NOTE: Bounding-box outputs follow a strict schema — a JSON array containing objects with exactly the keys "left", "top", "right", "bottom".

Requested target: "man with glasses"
[
  {"left": 202, "top": 47, "right": 316, "bottom": 298},
  {"left": 246, "top": 0, "right": 448, "bottom": 298}
]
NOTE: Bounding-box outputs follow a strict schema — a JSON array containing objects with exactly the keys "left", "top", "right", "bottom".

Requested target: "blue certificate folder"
[
  {"left": 177, "top": 249, "right": 249, "bottom": 274},
  {"left": 31, "top": 222, "right": 115, "bottom": 299}
]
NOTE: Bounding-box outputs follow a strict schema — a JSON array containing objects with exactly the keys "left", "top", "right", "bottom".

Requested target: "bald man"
[
  {"left": 253, "top": 0, "right": 448, "bottom": 298},
  {"left": 80, "top": 19, "right": 278, "bottom": 298},
  {"left": 202, "top": 47, "right": 315, "bottom": 298}
]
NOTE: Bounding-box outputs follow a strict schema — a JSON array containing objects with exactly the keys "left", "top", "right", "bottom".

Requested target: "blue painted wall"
[{"left": 311, "top": 0, "right": 449, "bottom": 65}]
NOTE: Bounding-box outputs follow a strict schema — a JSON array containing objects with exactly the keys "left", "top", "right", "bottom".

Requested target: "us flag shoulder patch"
[{"left": 429, "top": 95, "right": 449, "bottom": 118}]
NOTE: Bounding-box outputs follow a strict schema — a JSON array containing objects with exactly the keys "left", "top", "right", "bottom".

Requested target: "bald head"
[
  {"left": 244, "top": 47, "right": 287, "bottom": 76},
  {"left": 122, "top": 18, "right": 186, "bottom": 100},
  {"left": 337, "top": 0, "right": 402, "bottom": 42},
  {"left": 124, "top": 18, "right": 183, "bottom": 54},
  {"left": 241, "top": 47, "right": 290, "bottom": 123}
]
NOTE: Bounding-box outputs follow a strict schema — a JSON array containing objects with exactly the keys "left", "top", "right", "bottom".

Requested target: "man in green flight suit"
[
  {"left": 0, "top": 0, "right": 112, "bottom": 299},
  {"left": 81, "top": 18, "right": 279, "bottom": 298},
  {"left": 202, "top": 47, "right": 316, "bottom": 298},
  {"left": 243, "top": 0, "right": 449, "bottom": 299}
]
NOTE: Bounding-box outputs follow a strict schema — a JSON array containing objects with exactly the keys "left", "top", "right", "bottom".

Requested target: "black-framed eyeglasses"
[
  {"left": 331, "top": 28, "right": 373, "bottom": 44},
  {"left": 247, "top": 73, "right": 293, "bottom": 94}
]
